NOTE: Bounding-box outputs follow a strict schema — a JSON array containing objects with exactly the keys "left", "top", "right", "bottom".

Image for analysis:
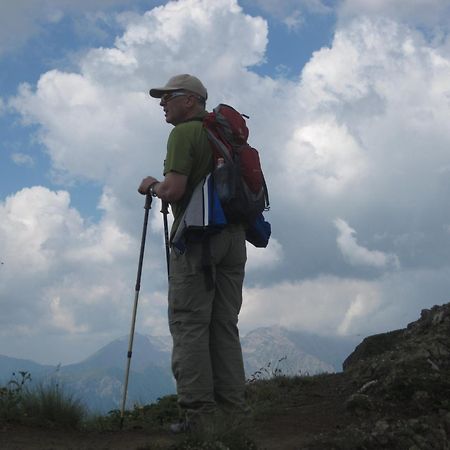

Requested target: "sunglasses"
[{"left": 160, "top": 91, "right": 188, "bottom": 104}]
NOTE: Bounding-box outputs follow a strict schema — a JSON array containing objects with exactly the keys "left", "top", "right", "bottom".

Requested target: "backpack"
[
  {"left": 171, "top": 104, "right": 271, "bottom": 255},
  {"left": 203, "top": 104, "right": 270, "bottom": 225}
]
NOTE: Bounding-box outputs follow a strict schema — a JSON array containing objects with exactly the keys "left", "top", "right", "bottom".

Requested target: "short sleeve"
[{"left": 163, "top": 125, "right": 193, "bottom": 176}]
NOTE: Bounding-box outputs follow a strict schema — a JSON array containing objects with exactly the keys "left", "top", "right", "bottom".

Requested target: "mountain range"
[{"left": 0, "top": 326, "right": 359, "bottom": 413}]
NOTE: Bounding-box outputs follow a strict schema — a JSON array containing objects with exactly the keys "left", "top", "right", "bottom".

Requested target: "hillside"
[{"left": 1, "top": 302, "right": 449, "bottom": 449}]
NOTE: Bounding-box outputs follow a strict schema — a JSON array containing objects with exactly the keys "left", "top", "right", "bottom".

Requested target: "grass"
[
  {"left": 85, "top": 394, "right": 258, "bottom": 449},
  {"left": 86, "top": 394, "right": 180, "bottom": 432},
  {"left": 20, "top": 382, "right": 86, "bottom": 428},
  {"left": 81, "top": 361, "right": 299, "bottom": 448},
  {"left": 0, "top": 365, "right": 325, "bottom": 449},
  {"left": 0, "top": 371, "right": 86, "bottom": 429}
]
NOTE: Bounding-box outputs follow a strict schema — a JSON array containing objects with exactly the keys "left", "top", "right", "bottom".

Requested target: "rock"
[
  {"left": 342, "top": 329, "right": 403, "bottom": 371},
  {"left": 345, "top": 393, "right": 374, "bottom": 415},
  {"left": 312, "top": 301, "right": 450, "bottom": 449}
]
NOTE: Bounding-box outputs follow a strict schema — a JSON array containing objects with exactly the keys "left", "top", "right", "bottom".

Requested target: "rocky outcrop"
[{"left": 309, "top": 302, "right": 450, "bottom": 449}]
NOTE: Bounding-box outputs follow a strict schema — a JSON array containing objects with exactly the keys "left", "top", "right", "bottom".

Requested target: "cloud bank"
[{"left": 2, "top": 0, "right": 450, "bottom": 363}]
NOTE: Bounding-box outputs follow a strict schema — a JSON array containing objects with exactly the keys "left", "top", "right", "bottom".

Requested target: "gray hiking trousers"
[{"left": 168, "top": 224, "right": 247, "bottom": 419}]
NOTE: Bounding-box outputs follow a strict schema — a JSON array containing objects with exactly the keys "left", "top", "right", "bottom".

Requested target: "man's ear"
[
  {"left": 185, "top": 97, "right": 199, "bottom": 112},
  {"left": 186, "top": 95, "right": 196, "bottom": 106}
]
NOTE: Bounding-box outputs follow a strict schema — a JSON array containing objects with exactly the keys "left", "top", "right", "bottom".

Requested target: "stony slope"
[{"left": 304, "top": 301, "right": 450, "bottom": 449}]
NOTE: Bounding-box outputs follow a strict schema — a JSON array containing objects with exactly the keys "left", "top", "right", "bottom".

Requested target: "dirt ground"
[{"left": 0, "top": 373, "right": 352, "bottom": 450}]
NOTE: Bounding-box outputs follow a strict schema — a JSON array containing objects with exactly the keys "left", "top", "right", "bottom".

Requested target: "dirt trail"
[
  {"left": 0, "top": 426, "right": 173, "bottom": 449},
  {"left": 251, "top": 373, "right": 352, "bottom": 449}
]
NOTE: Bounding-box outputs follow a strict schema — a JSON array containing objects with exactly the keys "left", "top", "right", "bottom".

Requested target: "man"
[{"left": 138, "top": 74, "right": 248, "bottom": 432}]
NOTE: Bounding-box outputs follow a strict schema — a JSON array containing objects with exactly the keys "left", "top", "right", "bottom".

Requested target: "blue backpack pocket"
[{"left": 246, "top": 213, "right": 271, "bottom": 248}]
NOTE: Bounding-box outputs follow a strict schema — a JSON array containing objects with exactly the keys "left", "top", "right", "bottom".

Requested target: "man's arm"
[{"left": 138, "top": 171, "right": 188, "bottom": 202}]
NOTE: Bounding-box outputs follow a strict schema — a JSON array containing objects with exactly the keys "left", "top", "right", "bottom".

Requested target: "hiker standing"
[{"left": 138, "top": 74, "right": 248, "bottom": 432}]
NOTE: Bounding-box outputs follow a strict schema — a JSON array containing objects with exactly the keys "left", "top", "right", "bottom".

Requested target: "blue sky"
[{"left": 1, "top": 0, "right": 450, "bottom": 365}]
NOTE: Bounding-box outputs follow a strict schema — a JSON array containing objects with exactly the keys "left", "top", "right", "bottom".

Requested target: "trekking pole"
[
  {"left": 161, "top": 200, "right": 170, "bottom": 279},
  {"left": 120, "top": 193, "right": 153, "bottom": 429}
]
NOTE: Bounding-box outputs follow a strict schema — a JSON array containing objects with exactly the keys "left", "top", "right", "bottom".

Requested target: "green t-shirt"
[{"left": 163, "top": 116, "right": 213, "bottom": 238}]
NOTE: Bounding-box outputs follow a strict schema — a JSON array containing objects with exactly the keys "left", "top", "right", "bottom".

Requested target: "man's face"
[{"left": 160, "top": 91, "right": 190, "bottom": 125}]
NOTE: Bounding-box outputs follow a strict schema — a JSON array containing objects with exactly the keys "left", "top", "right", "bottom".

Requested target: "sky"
[{"left": 1, "top": 0, "right": 450, "bottom": 365}]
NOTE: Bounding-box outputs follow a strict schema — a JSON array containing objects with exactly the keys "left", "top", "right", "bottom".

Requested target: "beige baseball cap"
[{"left": 149, "top": 74, "right": 207, "bottom": 100}]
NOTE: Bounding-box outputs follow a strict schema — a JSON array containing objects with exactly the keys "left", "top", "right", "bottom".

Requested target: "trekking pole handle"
[
  {"left": 145, "top": 192, "right": 153, "bottom": 210},
  {"left": 160, "top": 200, "right": 169, "bottom": 215}
]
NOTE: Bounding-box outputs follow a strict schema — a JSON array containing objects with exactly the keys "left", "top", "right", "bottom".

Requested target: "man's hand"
[
  {"left": 138, "top": 176, "right": 158, "bottom": 195},
  {"left": 138, "top": 172, "right": 188, "bottom": 201}
]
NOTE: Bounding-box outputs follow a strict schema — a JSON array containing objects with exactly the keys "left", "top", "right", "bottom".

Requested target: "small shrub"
[
  {"left": 246, "top": 356, "right": 288, "bottom": 383},
  {"left": 21, "top": 381, "right": 86, "bottom": 429},
  {"left": 0, "top": 371, "right": 32, "bottom": 422},
  {"left": 0, "top": 372, "right": 85, "bottom": 429}
]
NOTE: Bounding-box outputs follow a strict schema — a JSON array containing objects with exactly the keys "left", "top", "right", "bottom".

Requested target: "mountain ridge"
[{"left": 0, "top": 326, "right": 359, "bottom": 413}]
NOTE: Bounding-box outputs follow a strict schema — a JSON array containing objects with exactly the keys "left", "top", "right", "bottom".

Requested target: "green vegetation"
[
  {"left": 247, "top": 372, "right": 332, "bottom": 424},
  {"left": 246, "top": 356, "right": 289, "bottom": 383},
  {"left": 0, "top": 371, "right": 85, "bottom": 429},
  {"left": 0, "top": 364, "right": 319, "bottom": 449},
  {"left": 87, "top": 393, "right": 258, "bottom": 449},
  {"left": 87, "top": 394, "right": 180, "bottom": 432}
]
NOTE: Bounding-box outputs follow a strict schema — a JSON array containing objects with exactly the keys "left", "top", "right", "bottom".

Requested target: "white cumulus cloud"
[
  {"left": 246, "top": 237, "right": 283, "bottom": 272},
  {"left": 339, "top": 0, "right": 450, "bottom": 29},
  {"left": 241, "top": 276, "right": 382, "bottom": 336},
  {"left": 334, "top": 218, "right": 400, "bottom": 269},
  {"left": 0, "top": 186, "right": 149, "bottom": 362},
  {"left": 283, "top": 117, "right": 367, "bottom": 197}
]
